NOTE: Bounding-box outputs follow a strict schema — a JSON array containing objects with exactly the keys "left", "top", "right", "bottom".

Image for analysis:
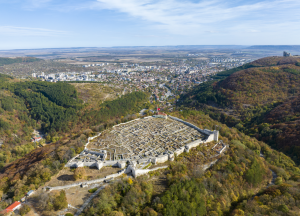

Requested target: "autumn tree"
[
  {"left": 109, "top": 211, "right": 124, "bottom": 216},
  {"left": 244, "top": 158, "right": 265, "bottom": 186},
  {"left": 19, "top": 204, "right": 31, "bottom": 216},
  {"left": 53, "top": 190, "right": 68, "bottom": 211},
  {"left": 74, "top": 167, "right": 86, "bottom": 180}
]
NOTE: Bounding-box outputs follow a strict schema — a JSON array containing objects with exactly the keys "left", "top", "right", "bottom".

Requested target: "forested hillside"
[
  {"left": 2, "top": 108, "right": 300, "bottom": 215},
  {"left": 0, "top": 57, "right": 41, "bottom": 66},
  {"left": 0, "top": 91, "right": 149, "bottom": 209},
  {"left": 0, "top": 76, "right": 148, "bottom": 170},
  {"left": 0, "top": 75, "right": 37, "bottom": 170},
  {"left": 178, "top": 56, "right": 300, "bottom": 164}
]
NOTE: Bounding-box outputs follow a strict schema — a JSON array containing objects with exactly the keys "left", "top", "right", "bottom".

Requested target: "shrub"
[
  {"left": 275, "top": 177, "right": 283, "bottom": 185},
  {"left": 1, "top": 97, "right": 15, "bottom": 111},
  {"left": 109, "top": 211, "right": 124, "bottom": 216},
  {"left": 142, "top": 207, "right": 157, "bottom": 216},
  {"left": 88, "top": 188, "right": 97, "bottom": 193},
  {"left": 278, "top": 204, "right": 289, "bottom": 213},
  {"left": 53, "top": 190, "right": 68, "bottom": 211},
  {"left": 0, "top": 119, "right": 10, "bottom": 131},
  {"left": 244, "top": 159, "right": 265, "bottom": 186},
  {"left": 231, "top": 140, "right": 246, "bottom": 149},
  {"left": 19, "top": 204, "right": 31, "bottom": 216}
]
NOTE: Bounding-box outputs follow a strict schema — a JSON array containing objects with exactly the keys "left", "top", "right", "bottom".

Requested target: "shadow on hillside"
[{"left": 57, "top": 174, "right": 75, "bottom": 181}]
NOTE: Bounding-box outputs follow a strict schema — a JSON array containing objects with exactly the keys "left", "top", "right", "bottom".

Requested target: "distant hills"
[
  {"left": 247, "top": 45, "right": 300, "bottom": 51},
  {"left": 179, "top": 56, "right": 300, "bottom": 163},
  {"left": 2, "top": 45, "right": 300, "bottom": 56}
]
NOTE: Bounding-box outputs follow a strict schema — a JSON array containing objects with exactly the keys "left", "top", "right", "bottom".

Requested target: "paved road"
[{"left": 159, "top": 84, "right": 173, "bottom": 100}]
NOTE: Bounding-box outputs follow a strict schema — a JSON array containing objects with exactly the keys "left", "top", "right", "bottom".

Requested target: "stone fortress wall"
[
  {"left": 46, "top": 169, "right": 126, "bottom": 191},
  {"left": 168, "top": 116, "right": 219, "bottom": 143},
  {"left": 65, "top": 115, "right": 225, "bottom": 178}
]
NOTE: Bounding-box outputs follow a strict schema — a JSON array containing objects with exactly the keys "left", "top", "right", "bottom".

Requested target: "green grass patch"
[{"left": 143, "top": 163, "right": 152, "bottom": 169}]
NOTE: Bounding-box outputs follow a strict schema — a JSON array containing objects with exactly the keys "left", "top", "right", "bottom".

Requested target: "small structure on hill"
[
  {"left": 31, "top": 136, "right": 42, "bottom": 142},
  {"left": 26, "top": 190, "right": 35, "bottom": 197},
  {"left": 153, "top": 112, "right": 168, "bottom": 119},
  {"left": 2, "top": 201, "right": 22, "bottom": 214},
  {"left": 153, "top": 106, "right": 168, "bottom": 119},
  {"left": 212, "top": 140, "right": 227, "bottom": 154},
  {"left": 283, "top": 51, "right": 292, "bottom": 57}
]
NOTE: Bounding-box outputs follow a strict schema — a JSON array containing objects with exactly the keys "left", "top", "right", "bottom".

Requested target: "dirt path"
[
  {"left": 25, "top": 202, "right": 40, "bottom": 216},
  {"left": 260, "top": 151, "right": 277, "bottom": 187},
  {"left": 249, "top": 152, "right": 277, "bottom": 200},
  {"left": 74, "top": 185, "right": 107, "bottom": 216}
]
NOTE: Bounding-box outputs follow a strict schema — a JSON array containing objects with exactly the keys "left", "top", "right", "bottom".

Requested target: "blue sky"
[{"left": 0, "top": 0, "right": 299, "bottom": 49}]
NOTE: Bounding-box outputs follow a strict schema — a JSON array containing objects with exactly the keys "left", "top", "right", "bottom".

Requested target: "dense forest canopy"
[
  {"left": 11, "top": 81, "right": 82, "bottom": 109},
  {"left": 8, "top": 81, "right": 83, "bottom": 134},
  {"left": 0, "top": 74, "right": 13, "bottom": 89}
]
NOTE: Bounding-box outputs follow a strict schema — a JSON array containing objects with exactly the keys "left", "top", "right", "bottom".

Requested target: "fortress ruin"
[{"left": 66, "top": 115, "right": 224, "bottom": 177}]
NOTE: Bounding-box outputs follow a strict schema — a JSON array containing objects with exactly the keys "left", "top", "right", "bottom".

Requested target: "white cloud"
[
  {"left": 92, "top": 0, "right": 300, "bottom": 35},
  {"left": 0, "top": 26, "right": 68, "bottom": 36},
  {"left": 9, "top": 0, "right": 300, "bottom": 39}
]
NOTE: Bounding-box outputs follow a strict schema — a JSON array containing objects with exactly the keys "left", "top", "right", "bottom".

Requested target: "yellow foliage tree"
[
  {"left": 208, "top": 211, "right": 218, "bottom": 216},
  {"left": 109, "top": 211, "right": 124, "bottom": 216},
  {"left": 74, "top": 167, "right": 86, "bottom": 180},
  {"left": 230, "top": 192, "right": 238, "bottom": 202},
  {"left": 142, "top": 207, "right": 158, "bottom": 216},
  {"left": 127, "top": 177, "right": 133, "bottom": 185},
  {"left": 232, "top": 209, "right": 245, "bottom": 216}
]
